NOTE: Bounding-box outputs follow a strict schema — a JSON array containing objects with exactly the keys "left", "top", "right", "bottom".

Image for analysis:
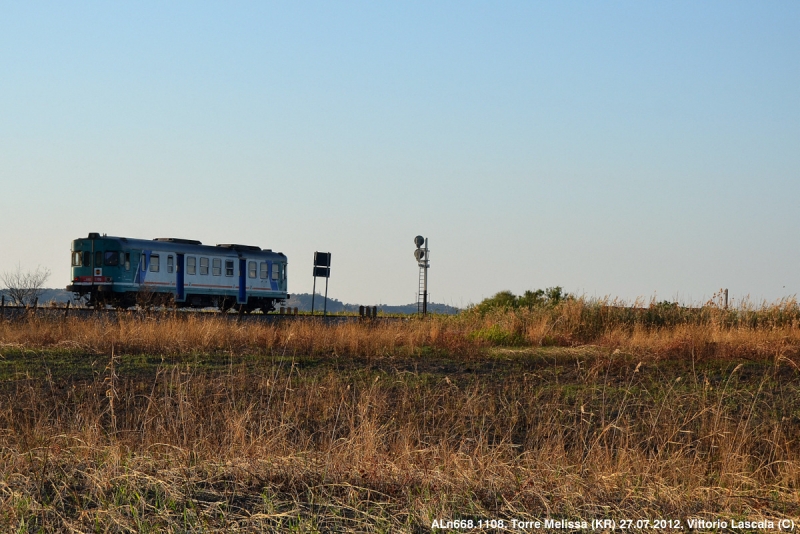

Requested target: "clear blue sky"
[{"left": 1, "top": 2, "right": 798, "bottom": 306}]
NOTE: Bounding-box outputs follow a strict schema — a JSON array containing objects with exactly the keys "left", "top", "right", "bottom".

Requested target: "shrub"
[{"left": 472, "top": 287, "right": 570, "bottom": 314}]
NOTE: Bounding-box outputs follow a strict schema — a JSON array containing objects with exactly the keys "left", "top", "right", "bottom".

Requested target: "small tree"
[{"left": 1, "top": 264, "right": 51, "bottom": 306}]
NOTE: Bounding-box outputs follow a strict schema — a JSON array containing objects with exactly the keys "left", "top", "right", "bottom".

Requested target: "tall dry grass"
[
  {"left": 2, "top": 296, "right": 800, "bottom": 361},
  {"left": 0, "top": 301, "right": 799, "bottom": 531}
]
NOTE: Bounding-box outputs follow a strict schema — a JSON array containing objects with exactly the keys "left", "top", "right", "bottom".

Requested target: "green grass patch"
[{"left": 468, "top": 324, "right": 525, "bottom": 346}]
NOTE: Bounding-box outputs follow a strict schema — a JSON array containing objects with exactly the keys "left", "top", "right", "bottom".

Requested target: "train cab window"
[
  {"left": 83, "top": 251, "right": 91, "bottom": 267},
  {"left": 260, "top": 262, "right": 268, "bottom": 279},
  {"left": 200, "top": 257, "right": 209, "bottom": 275},
  {"left": 248, "top": 261, "right": 257, "bottom": 278},
  {"left": 167, "top": 255, "right": 174, "bottom": 273},
  {"left": 282, "top": 264, "right": 287, "bottom": 281},
  {"left": 71, "top": 252, "right": 82, "bottom": 267},
  {"left": 225, "top": 260, "right": 234, "bottom": 277},
  {"left": 187, "top": 256, "right": 196, "bottom": 275},
  {"left": 124, "top": 253, "right": 130, "bottom": 271},
  {"left": 271, "top": 263, "right": 279, "bottom": 280},
  {"left": 212, "top": 258, "right": 221, "bottom": 276},
  {"left": 104, "top": 251, "right": 119, "bottom": 266},
  {"left": 95, "top": 251, "right": 103, "bottom": 268},
  {"left": 150, "top": 254, "right": 160, "bottom": 272}
]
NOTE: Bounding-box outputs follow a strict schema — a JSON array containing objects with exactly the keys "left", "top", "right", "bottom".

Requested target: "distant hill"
[
  {"left": 39, "top": 288, "right": 76, "bottom": 303},
  {"left": 1, "top": 288, "right": 461, "bottom": 314},
  {"left": 0, "top": 287, "right": 76, "bottom": 305},
  {"left": 284, "top": 293, "right": 349, "bottom": 313},
  {"left": 285, "top": 293, "right": 460, "bottom": 315}
]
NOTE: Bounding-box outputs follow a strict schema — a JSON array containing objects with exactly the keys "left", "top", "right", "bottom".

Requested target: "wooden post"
[
  {"left": 724, "top": 289, "right": 729, "bottom": 309},
  {"left": 64, "top": 300, "right": 71, "bottom": 320}
]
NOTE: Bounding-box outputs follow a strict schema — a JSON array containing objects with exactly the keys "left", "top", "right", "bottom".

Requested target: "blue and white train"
[{"left": 67, "top": 233, "right": 288, "bottom": 311}]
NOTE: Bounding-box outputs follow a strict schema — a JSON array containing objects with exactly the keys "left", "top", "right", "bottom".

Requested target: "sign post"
[{"left": 311, "top": 252, "right": 331, "bottom": 316}]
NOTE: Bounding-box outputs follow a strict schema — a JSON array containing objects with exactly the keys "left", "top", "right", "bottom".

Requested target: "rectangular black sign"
[
  {"left": 313, "top": 266, "right": 330, "bottom": 278},
  {"left": 314, "top": 252, "right": 331, "bottom": 267}
]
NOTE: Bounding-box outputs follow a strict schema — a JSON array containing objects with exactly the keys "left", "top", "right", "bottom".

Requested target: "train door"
[
  {"left": 238, "top": 258, "right": 247, "bottom": 304},
  {"left": 175, "top": 253, "right": 185, "bottom": 303}
]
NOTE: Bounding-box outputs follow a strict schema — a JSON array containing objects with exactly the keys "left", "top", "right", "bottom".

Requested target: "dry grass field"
[{"left": 1, "top": 298, "right": 800, "bottom": 532}]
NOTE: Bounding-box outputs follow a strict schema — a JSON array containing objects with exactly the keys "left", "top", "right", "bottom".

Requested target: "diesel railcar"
[{"left": 67, "top": 233, "right": 288, "bottom": 312}]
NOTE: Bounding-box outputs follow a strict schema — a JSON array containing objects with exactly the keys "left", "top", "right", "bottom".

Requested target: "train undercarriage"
[{"left": 70, "top": 286, "right": 281, "bottom": 313}]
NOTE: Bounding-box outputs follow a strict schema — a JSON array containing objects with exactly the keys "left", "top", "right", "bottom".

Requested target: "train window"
[
  {"left": 187, "top": 256, "right": 196, "bottom": 275},
  {"left": 71, "top": 252, "right": 82, "bottom": 267},
  {"left": 212, "top": 258, "right": 221, "bottom": 276},
  {"left": 271, "top": 263, "right": 279, "bottom": 280},
  {"left": 282, "top": 264, "right": 287, "bottom": 281},
  {"left": 200, "top": 257, "right": 209, "bottom": 275},
  {"left": 167, "top": 255, "right": 174, "bottom": 274},
  {"left": 260, "top": 262, "right": 268, "bottom": 279},
  {"left": 150, "top": 254, "right": 160, "bottom": 272},
  {"left": 95, "top": 251, "right": 103, "bottom": 268},
  {"left": 124, "top": 253, "right": 130, "bottom": 271},
  {"left": 104, "top": 251, "right": 119, "bottom": 266},
  {"left": 225, "top": 260, "right": 234, "bottom": 277},
  {"left": 140, "top": 254, "right": 146, "bottom": 270},
  {"left": 248, "top": 261, "right": 257, "bottom": 278},
  {"left": 83, "top": 251, "right": 91, "bottom": 267}
]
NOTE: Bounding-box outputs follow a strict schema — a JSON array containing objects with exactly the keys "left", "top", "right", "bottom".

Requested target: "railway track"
[{"left": 0, "top": 304, "right": 408, "bottom": 323}]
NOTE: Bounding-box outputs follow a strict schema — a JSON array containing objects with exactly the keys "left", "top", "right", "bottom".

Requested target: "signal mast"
[{"left": 414, "top": 235, "right": 430, "bottom": 315}]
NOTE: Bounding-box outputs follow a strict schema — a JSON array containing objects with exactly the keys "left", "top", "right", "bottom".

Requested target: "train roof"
[{"left": 73, "top": 234, "right": 286, "bottom": 259}]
